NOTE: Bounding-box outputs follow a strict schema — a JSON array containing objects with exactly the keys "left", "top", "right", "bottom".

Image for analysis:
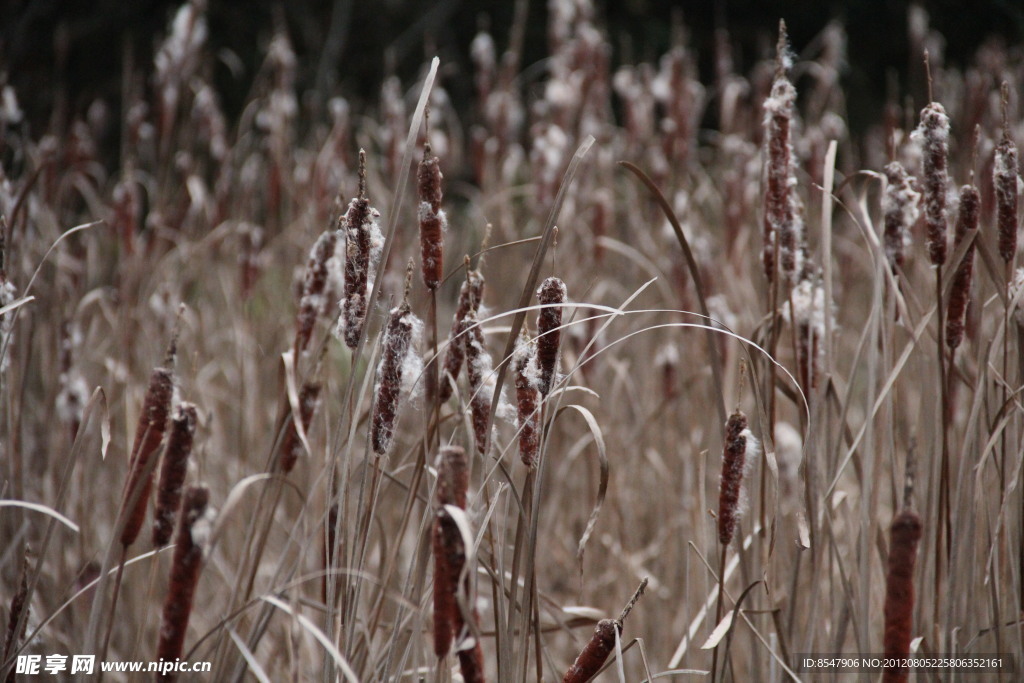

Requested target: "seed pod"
[
  {"left": 995, "top": 129, "right": 1019, "bottom": 264},
  {"left": 717, "top": 410, "right": 749, "bottom": 546},
  {"left": 152, "top": 403, "right": 198, "bottom": 548},
  {"left": 121, "top": 360, "right": 175, "bottom": 548},
  {"left": 562, "top": 619, "right": 620, "bottom": 683},
  {"left": 439, "top": 270, "right": 485, "bottom": 402},
  {"left": 341, "top": 150, "right": 383, "bottom": 349},
  {"left": 882, "top": 161, "right": 920, "bottom": 273},
  {"left": 432, "top": 507, "right": 464, "bottom": 659},
  {"left": 536, "top": 277, "right": 566, "bottom": 396},
  {"left": 418, "top": 144, "right": 445, "bottom": 290},
  {"left": 157, "top": 486, "right": 211, "bottom": 682},
  {"left": 762, "top": 21, "right": 802, "bottom": 284},
  {"left": 279, "top": 379, "right": 322, "bottom": 473},
  {"left": 371, "top": 304, "right": 417, "bottom": 456},
  {"left": 945, "top": 184, "right": 979, "bottom": 350},
  {"left": 914, "top": 102, "right": 950, "bottom": 266},
  {"left": 882, "top": 509, "right": 923, "bottom": 683},
  {"left": 295, "top": 227, "right": 340, "bottom": 353},
  {"left": 436, "top": 445, "right": 469, "bottom": 510},
  {"left": 457, "top": 636, "right": 486, "bottom": 683},
  {"left": 513, "top": 336, "right": 540, "bottom": 468},
  {"left": 462, "top": 309, "right": 493, "bottom": 456}
]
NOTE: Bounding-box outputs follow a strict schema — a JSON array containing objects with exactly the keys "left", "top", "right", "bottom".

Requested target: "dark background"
[{"left": 3, "top": 0, "right": 1024, "bottom": 141}]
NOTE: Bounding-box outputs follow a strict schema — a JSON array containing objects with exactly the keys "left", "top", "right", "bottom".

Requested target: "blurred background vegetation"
[{"left": 4, "top": 0, "right": 1024, "bottom": 155}]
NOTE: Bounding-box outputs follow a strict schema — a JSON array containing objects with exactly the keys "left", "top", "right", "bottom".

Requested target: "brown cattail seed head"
[
  {"left": 762, "top": 22, "right": 803, "bottom": 285},
  {"left": 157, "top": 486, "right": 211, "bottom": 681},
  {"left": 882, "top": 161, "right": 920, "bottom": 273},
  {"left": 152, "top": 403, "right": 198, "bottom": 548},
  {"left": 279, "top": 379, "right": 322, "bottom": 473},
  {"left": 371, "top": 304, "right": 418, "bottom": 456},
  {"left": 295, "top": 227, "right": 340, "bottom": 353},
  {"left": 913, "top": 102, "right": 950, "bottom": 266},
  {"left": 536, "top": 277, "right": 566, "bottom": 396},
  {"left": 457, "top": 638, "right": 486, "bottom": 683},
  {"left": 717, "top": 410, "right": 750, "bottom": 546},
  {"left": 882, "top": 509, "right": 923, "bottom": 683},
  {"left": 121, "top": 364, "right": 175, "bottom": 548},
  {"left": 340, "top": 152, "right": 383, "bottom": 349},
  {"left": 432, "top": 506, "right": 464, "bottom": 659},
  {"left": 513, "top": 336, "right": 541, "bottom": 468},
  {"left": 439, "top": 270, "right": 485, "bottom": 403},
  {"left": 462, "top": 309, "right": 493, "bottom": 456},
  {"left": 562, "top": 619, "right": 620, "bottom": 683},
  {"left": 436, "top": 445, "right": 469, "bottom": 510},
  {"left": 945, "top": 184, "right": 979, "bottom": 350},
  {"left": 418, "top": 145, "right": 445, "bottom": 290},
  {"left": 995, "top": 131, "right": 1019, "bottom": 264}
]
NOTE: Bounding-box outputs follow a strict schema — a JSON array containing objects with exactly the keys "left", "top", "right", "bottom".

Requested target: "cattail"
[
  {"left": 882, "top": 508, "right": 923, "bottom": 683},
  {"left": 786, "top": 277, "right": 831, "bottom": 393},
  {"left": 562, "top": 619, "right": 620, "bottom": 683},
  {"left": 152, "top": 403, "right": 198, "bottom": 548},
  {"left": 536, "top": 277, "right": 566, "bottom": 396},
  {"left": 157, "top": 486, "right": 211, "bottom": 681},
  {"left": 946, "top": 184, "right": 979, "bottom": 350},
  {"left": 462, "top": 309, "right": 493, "bottom": 456},
  {"left": 56, "top": 322, "right": 89, "bottom": 441},
  {"left": 278, "top": 379, "right": 322, "bottom": 473},
  {"left": 457, "top": 637, "right": 486, "bottom": 683},
  {"left": 436, "top": 445, "right": 469, "bottom": 509},
  {"left": 2, "top": 551, "right": 29, "bottom": 681},
  {"left": 882, "top": 161, "right": 921, "bottom": 273},
  {"left": 238, "top": 222, "right": 264, "bottom": 300},
  {"left": 513, "top": 334, "right": 541, "bottom": 468},
  {"left": 371, "top": 302, "right": 420, "bottom": 456},
  {"left": 432, "top": 506, "right": 463, "bottom": 659},
  {"left": 340, "top": 150, "right": 383, "bottom": 348},
  {"left": 995, "top": 115, "right": 1019, "bottom": 265},
  {"left": 433, "top": 446, "right": 469, "bottom": 659},
  {"left": 295, "top": 224, "right": 340, "bottom": 353},
  {"left": 121, "top": 342, "right": 176, "bottom": 548},
  {"left": 418, "top": 143, "right": 445, "bottom": 290},
  {"left": 717, "top": 410, "right": 761, "bottom": 546},
  {"left": 912, "top": 102, "right": 950, "bottom": 266},
  {"left": 439, "top": 269, "right": 485, "bottom": 402},
  {"left": 762, "top": 21, "right": 803, "bottom": 284}
]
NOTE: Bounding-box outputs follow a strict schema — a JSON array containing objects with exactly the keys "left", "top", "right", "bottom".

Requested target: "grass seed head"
[
  {"left": 912, "top": 101, "right": 950, "bottom": 266},
  {"left": 882, "top": 161, "right": 920, "bottom": 273},
  {"left": 371, "top": 303, "right": 419, "bottom": 456}
]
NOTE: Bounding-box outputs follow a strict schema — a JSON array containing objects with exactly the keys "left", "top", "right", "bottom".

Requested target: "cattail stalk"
[
  {"left": 513, "top": 334, "right": 541, "bottom": 468},
  {"left": 762, "top": 21, "right": 802, "bottom": 284},
  {"left": 945, "top": 184, "right": 979, "bottom": 350},
  {"left": 882, "top": 509, "right": 923, "bottom": 683},
  {"left": 157, "top": 486, "right": 210, "bottom": 681},
  {"left": 433, "top": 446, "right": 469, "bottom": 659},
  {"left": 341, "top": 150, "right": 382, "bottom": 348},
  {"left": 295, "top": 224, "right": 340, "bottom": 353},
  {"left": 462, "top": 309, "right": 493, "bottom": 456},
  {"left": 439, "top": 269, "right": 485, "bottom": 402},
  {"left": 371, "top": 303, "right": 417, "bottom": 456},
  {"left": 995, "top": 115, "right": 1019, "bottom": 265},
  {"left": 152, "top": 403, "right": 198, "bottom": 548},
  {"left": 717, "top": 410, "right": 750, "bottom": 546},
  {"left": 562, "top": 619, "right": 619, "bottom": 683},
  {"left": 882, "top": 161, "right": 920, "bottom": 274},
  {"left": 915, "top": 102, "right": 950, "bottom": 266},
  {"left": 418, "top": 143, "right": 445, "bottom": 290},
  {"left": 278, "top": 379, "right": 322, "bottom": 473},
  {"left": 121, "top": 347, "right": 176, "bottom": 548},
  {"left": 536, "top": 277, "right": 566, "bottom": 396}
]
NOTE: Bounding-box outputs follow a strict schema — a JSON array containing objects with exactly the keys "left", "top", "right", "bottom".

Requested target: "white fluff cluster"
[
  {"left": 784, "top": 278, "right": 832, "bottom": 338},
  {"left": 401, "top": 315, "right": 425, "bottom": 406},
  {"left": 154, "top": 1, "right": 207, "bottom": 111}
]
